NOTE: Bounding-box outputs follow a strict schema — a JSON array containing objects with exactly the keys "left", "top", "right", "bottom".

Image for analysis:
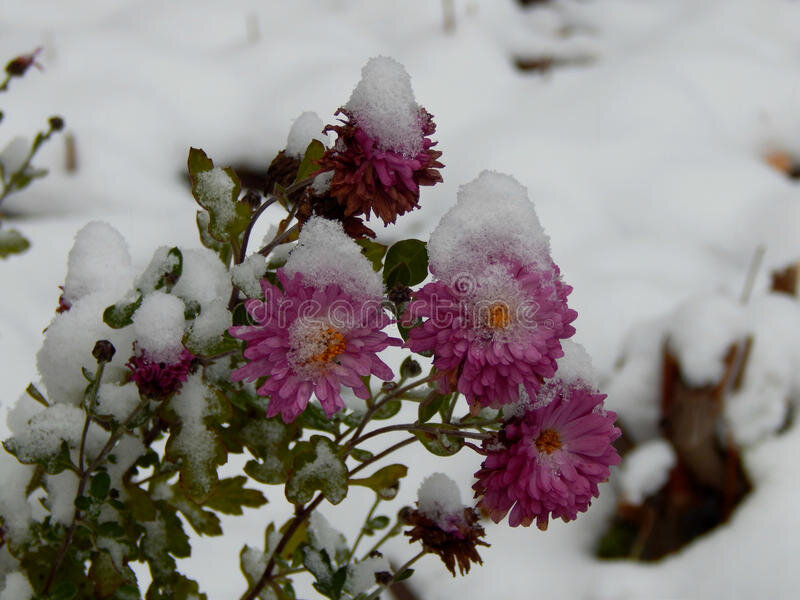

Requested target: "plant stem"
[
  {"left": 237, "top": 195, "right": 278, "bottom": 265},
  {"left": 364, "top": 551, "right": 426, "bottom": 600},
  {"left": 240, "top": 494, "right": 324, "bottom": 600},
  {"left": 257, "top": 221, "right": 298, "bottom": 257},
  {"left": 350, "top": 423, "right": 491, "bottom": 448},
  {"left": 348, "top": 437, "right": 416, "bottom": 478},
  {"left": 42, "top": 395, "right": 149, "bottom": 594},
  {"left": 348, "top": 497, "right": 381, "bottom": 562}
]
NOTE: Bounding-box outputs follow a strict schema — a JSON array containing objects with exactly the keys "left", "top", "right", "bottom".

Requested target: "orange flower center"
[
  {"left": 535, "top": 429, "right": 562, "bottom": 454},
  {"left": 487, "top": 302, "right": 510, "bottom": 329},
  {"left": 304, "top": 328, "right": 346, "bottom": 366}
]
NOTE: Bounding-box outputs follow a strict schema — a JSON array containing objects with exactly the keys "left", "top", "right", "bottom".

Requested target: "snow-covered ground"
[{"left": 2, "top": 0, "right": 800, "bottom": 598}]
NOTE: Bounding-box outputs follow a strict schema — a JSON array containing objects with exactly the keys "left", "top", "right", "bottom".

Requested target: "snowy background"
[{"left": 2, "top": 0, "right": 800, "bottom": 598}]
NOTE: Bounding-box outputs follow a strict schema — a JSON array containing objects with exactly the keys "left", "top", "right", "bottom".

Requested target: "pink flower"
[
  {"left": 127, "top": 347, "right": 195, "bottom": 399},
  {"left": 405, "top": 259, "right": 577, "bottom": 408},
  {"left": 472, "top": 380, "right": 621, "bottom": 530},
  {"left": 228, "top": 270, "right": 399, "bottom": 423},
  {"left": 317, "top": 108, "right": 443, "bottom": 225}
]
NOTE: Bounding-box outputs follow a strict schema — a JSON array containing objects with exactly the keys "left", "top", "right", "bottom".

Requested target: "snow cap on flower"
[
  {"left": 132, "top": 291, "right": 186, "bottom": 363},
  {"left": 284, "top": 216, "right": 384, "bottom": 299},
  {"left": 285, "top": 111, "right": 327, "bottom": 159},
  {"left": 406, "top": 473, "right": 488, "bottom": 576},
  {"left": 346, "top": 56, "right": 423, "bottom": 157},
  {"left": 473, "top": 377, "right": 621, "bottom": 530},
  {"left": 427, "top": 171, "right": 550, "bottom": 280}
]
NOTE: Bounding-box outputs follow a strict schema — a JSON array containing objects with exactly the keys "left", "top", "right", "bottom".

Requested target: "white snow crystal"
[
  {"left": 7, "top": 403, "right": 104, "bottom": 463},
  {"left": 6, "top": 391, "right": 43, "bottom": 437},
  {"left": 136, "top": 246, "right": 179, "bottom": 295},
  {"left": 171, "top": 247, "right": 232, "bottom": 308},
  {"left": 0, "top": 454, "right": 34, "bottom": 542},
  {"left": 230, "top": 253, "right": 267, "bottom": 298},
  {"left": 283, "top": 216, "right": 383, "bottom": 299},
  {"left": 133, "top": 291, "right": 186, "bottom": 362},
  {"left": 285, "top": 111, "right": 326, "bottom": 159},
  {"left": 168, "top": 373, "right": 215, "bottom": 488},
  {"left": 0, "top": 571, "right": 33, "bottom": 600},
  {"left": 187, "top": 297, "right": 231, "bottom": 349},
  {"left": 554, "top": 340, "right": 599, "bottom": 388},
  {"left": 427, "top": 171, "right": 551, "bottom": 280},
  {"left": 37, "top": 293, "right": 136, "bottom": 406},
  {"left": 46, "top": 470, "right": 79, "bottom": 525},
  {"left": 62, "top": 222, "right": 134, "bottom": 306},
  {"left": 417, "top": 473, "right": 463, "bottom": 524},
  {"left": 96, "top": 382, "right": 140, "bottom": 422},
  {"left": 195, "top": 167, "right": 237, "bottom": 229},
  {"left": 665, "top": 293, "right": 748, "bottom": 387},
  {"left": 312, "top": 171, "right": 333, "bottom": 195},
  {"left": 617, "top": 439, "right": 676, "bottom": 505},
  {"left": 308, "top": 511, "right": 347, "bottom": 561},
  {"left": 345, "top": 56, "right": 423, "bottom": 156},
  {"left": 344, "top": 555, "right": 391, "bottom": 596}
]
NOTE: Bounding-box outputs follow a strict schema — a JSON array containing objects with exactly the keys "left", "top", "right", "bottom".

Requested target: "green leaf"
[
  {"left": 414, "top": 427, "right": 464, "bottom": 457},
  {"left": 356, "top": 239, "right": 388, "bottom": 271},
  {"left": 296, "top": 140, "right": 325, "bottom": 182},
  {"left": 96, "top": 521, "right": 126, "bottom": 539},
  {"left": 3, "top": 438, "right": 75, "bottom": 475},
  {"left": 48, "top": 580, "right": 78, "bottom": 600},
  {"left": 203, "top": 476, "right": 267, "bottom": 515},
  {"left": 350, "top": 448, "right": 374, "bottom": 462},
  {"left": 418, "top": 391, "right": 447, "bottom": 424},
  {"left": 188, "top": 147, "right": 249, "bottom": 243},
  {"left": 372, "top": 399, "right": 401, "bottom": 420},
  {"left": 286, "top": 436, "right": 348, "bottom": 505},
  {"left": 395, "top": 568, "right": 414, "bottom": 582},
  {"left": 349, "top": 464, "right": 407, "bottom": 500},
  {"left": 26, "top": 382, "right": 49, "bottom": 406},
  {"left": 88, "top": 550, "right": 125, "bottom": 598},
  {"left": 103, "top": 294, "right": 143, "bottom": 329},
  {"left": 153, "top": 247, "right": 183, "bottom": 292},
  {"left": 0, "top": 228, "right": 30, "bottom": 258},
  {"left": 114, "top": 584, "right": 142, "bottom": 600},
  {"left": 239, "top": 416, "right": 295, "bottom": 485},
  {"left": 367, "top": 515, "right": 390, "bottom": 530},
  {"left": 196, "top": 210, "right": 232, "bottom": 264},
  {"left": 90, "top": 471, "right": 111, "bottom": 500},
  {"left": 383, "top": 239, "right": 428, "bottom": 288},
  {"left": 74, "top": 495, "right": 93, "bottom": 511},
  {"left": 298, "top": 403, "right": 340, "bottom": 434}
]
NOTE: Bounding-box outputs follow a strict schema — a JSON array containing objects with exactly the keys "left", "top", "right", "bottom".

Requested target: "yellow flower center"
[
  {"left": 535, "top": 429, "right": 562, "bottom": 454},
  {"left": 304, "top": 328, "right": 346, "bottom": 366},
  {"left": 487, "top": 302, "right": 510, "bottom": 330}
]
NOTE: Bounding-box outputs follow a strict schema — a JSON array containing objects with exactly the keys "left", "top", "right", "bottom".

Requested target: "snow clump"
[
  {"left": 132, "top": 291, "right": 186, "bottom": 363},
  {"left": 285, "top": 111, "right": 326, "bottom": 159},
  {"left": 417, "top": 473, "right": 464, "bottom": 526}
]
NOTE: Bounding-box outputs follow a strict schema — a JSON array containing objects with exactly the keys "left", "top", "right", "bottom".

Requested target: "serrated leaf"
[
  {"left": 203, "top": 475, "right": 267, "bottom": 515},
  {"left": 89, "top": 550, "right": 125, "bottom": 598},
  {"left": 0, "top": 228, "right": 30, "bottom": 258},
  {"left": 239, "top": 416, "right": 295, "bottom": 485},
  {"left": 349, "top": 464, "right": 407, "bottom": 500},
  {"left": 286, "top": 436, "right": 348, "bottom": 505},
  {"left": 3, "top": 438, "right": 75, "bottom": 475},
  {"left": 383, "top": 239, "right": 428, "bottom": 288},
  {"left": 188, "top": 148, "right": 249, "bottom": 243},
  {"left": 296, "top": 140, "right": 325, "bottom": 182},
  {"left": 103, "top": 294, "right": 143, "bottom": 329},
  {"left": 356, "top": 239, "right": 387, "bottom": 271}
]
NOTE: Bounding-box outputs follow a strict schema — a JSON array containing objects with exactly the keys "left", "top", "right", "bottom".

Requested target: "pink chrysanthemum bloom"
[
  {"left": 473, "top": 354, "right": 621, "bottom": 530},
  {"left": 229, "top": 217, "right": 399, "bottom": 423},
  {"left": 127, "top": 347, "right": 195, "bottom": 399},
  {"left": 406, "top": 258, "right": 577, "bottom": 408},
  {"left": 316, "top": 57, "right": 443, "bottom": 225}
]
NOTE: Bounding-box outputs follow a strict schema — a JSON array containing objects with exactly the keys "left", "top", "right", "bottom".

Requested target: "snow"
[
  {"left": 0, "top": 571, "right": 33, "bottom": 600},
  {"left": 284, "top": 111, "right": 326, "bottom": 159},
  {"left": 427, "top": 170, "right": 550, "bottom": 280},
  {"left": 45, "top": 469, "right": 79, "bottom": 525},
  {"left": 344, "top": 555, "right": 391, "bottom": 596},
  {"left": 230, "top": 253, "right": 266, "bottom": 298},
  {"left": 308, "top": 511, "right": 347, "bottom": 562},
  {"left": 616, "top": 439, "right": 676, "bottom": 505},
  {"left": 96, "top": 382, "right": 140, "bottom": 422},
  {"left": 554, "top": 340, "right": 599, "bottom": 389},
  {"left": 136, "top": 246, "right": 178, "bottom": 295},
  {"left": 168, "top": 373, "right": 215, "bottom": 489},
  {"left": 171, "top": 248, "right": 232, "bottom": 308},
  {"left": 2, "top": 0, "right": 800, "bottom": 598},
  {"left": 345, "top": 56, "right": 423, "bottom": 156},
  {"left": 62, "top": 221, "right": 134, "bottom": 306},
  {"left": 417, "top": 472, "right": 463, "bottom": 524},
  {"left": 283, "top": 216, "right": 384, "bottom": 299},
  {"left": 194, "top": 167, "right": 237, "bottom": 229},
  {"left": 0, "top": 453, "right": 33, "bottom": 542},
  {"left": 132, "top": 291, "right": 186, "bottom": 363}
]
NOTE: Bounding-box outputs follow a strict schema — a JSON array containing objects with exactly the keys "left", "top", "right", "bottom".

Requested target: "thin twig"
[
  {"left": 257, "top": 222, "right": 299, "bottom": 257},
  {"left": 348, "top": 437, "right": 416, "bottom": 478},
  {"left": 364, "top": 551, "right": 426, "bottom": 600},
  {"left": 348, "top": 497, "right": 381, "bottom": 563}
]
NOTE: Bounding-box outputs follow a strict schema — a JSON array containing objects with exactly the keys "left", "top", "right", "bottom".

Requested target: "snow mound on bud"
[
  {"left": 618, "top": 439, "right": 676, "bottom": 505},
  {"left": 133, "top": 291, "right": 186, "bottom": 363},
  {"left": 346, "top": 56, "right": 423, "bottom": 157},
  {"left": 63, "top": 221, "right": 134, "bottom": 305},
  {"left": 230, "top": 253, "right": 266, "bottom": 299},
  {"left": 285, "top": 111, "right": 326, "bottom": 159},
  {"left": 554, "top": 340, "right": 599, "bottom": 389},
  {"left": 417, "top": 473, "right": 463, "bottom": 525},
  {"left": 345, "top": 555, "right": 391, "bottom": 596},
  {"left": 37, "top": 294, "right": 135, "bottom": 405},
  {"left": 427, "top": 171, "right": 551, "bottom": 279},
  {"left": 284, "top": 217, "right": 383, "bottom": 299}
]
